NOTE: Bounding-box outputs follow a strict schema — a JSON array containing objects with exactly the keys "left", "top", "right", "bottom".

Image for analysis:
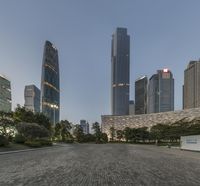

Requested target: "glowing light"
[{"left": 163, "top": 68, "right": 169, "bottom": 72}]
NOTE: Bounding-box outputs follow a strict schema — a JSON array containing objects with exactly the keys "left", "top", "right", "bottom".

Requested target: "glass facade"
[
  {"left": 24, "top": 85, "right": 40, "bottom": 113},
  {"left": 41, "top": 41, "right": 60, "bottom": 125},
  {"left": 80, "top": 120, "right": 89, "bottom": 134},
  {"left": 148, "top": 69, "right": 174, "bottom": 113},
  {"left": 0, "top": 75, "right": 11, "bottom": 112},
  {"left": 111, "top": 28, "right": 130, "bottom": 115},
  {"left": 135, "top": 76, "right": 148, "bottom": 115}
]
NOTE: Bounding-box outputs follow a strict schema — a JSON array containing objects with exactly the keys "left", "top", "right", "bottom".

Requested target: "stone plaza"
[{"left": 0, "top": 144, "right": 200, "bottom": 186}]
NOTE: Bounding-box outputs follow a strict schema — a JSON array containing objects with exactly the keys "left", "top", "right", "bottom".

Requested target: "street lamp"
[{"left": 50, "top": 104, "right": 58, "bottom": 125}]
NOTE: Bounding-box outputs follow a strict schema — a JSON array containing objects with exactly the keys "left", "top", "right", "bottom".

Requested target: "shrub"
[
  {"left": 36, "top": 138, "right": 52, "bottom": 146},
  {"left": 13, "top": 134, "right": 26, "bottom": 144},
  {"left": 16, "top": 122, "right": 50, "bottom": 140},
  {"left": 0, "top": 135, "right": 9, "bottom": 146},
  {"left": 25, "top": 140, "right": 42, "bottom": 148},
  {"left": 101, "top": 133, "right": 108, "bottom": 143},
  {"left": 64, "top": 139, "right": 74, "bottom": 143}
]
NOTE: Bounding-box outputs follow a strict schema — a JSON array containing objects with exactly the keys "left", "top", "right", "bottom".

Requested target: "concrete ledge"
[{"left": 0, "top": 145, "right": 60, "bottom": 155}]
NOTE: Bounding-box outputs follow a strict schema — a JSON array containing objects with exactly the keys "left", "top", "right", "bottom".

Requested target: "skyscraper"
[
  {"left": 41, "top": 40, "right": 60, "bottom": 125},
  {"left": 148, "top": 69, "right": 174, "bottom": 113},
  {"left": 80, "top": 120, "right": 89, "bottom": 134},
  {"left": 183, "top": 61, "right": 200, "bottom": 109},
  {"left": 111, "top": 28, "right": 130, "bottom": 115},
  {"left": 24, "top": 85, "right": 40, "bottom": 113},
  {"left": 0, "top": 74, "right": 11, "bottom": 112},
  {"left": 135, "top": 76, "right": 148, "bottom": 115}
]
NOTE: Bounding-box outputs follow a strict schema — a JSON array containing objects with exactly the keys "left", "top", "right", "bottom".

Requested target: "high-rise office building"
[
  {"left": 24, "top": 85, "right": 40, "bottom": 113},
  {"left": 41, "top": 40, "right": 60, "bottom": 125},
  {"left": 129, "top": 100, "right": 135, "bottom": 115},
  {"left": 135, "top": 76, "right": 148, "bottom": 115},
  {"left": 183, "top": 61, "right": 200, "bottom": 109},
  {"left": 148, "top": 69, "right": 174, "bottom": 113},
  {"left": 0, "top": 74, "right": 11, "bottom": 112},
  {"left": 111, "top": 27, "right": 130, "bottom": 115},
  {"left": 80, "top": 120, "right": 89, "bottom": 134}
]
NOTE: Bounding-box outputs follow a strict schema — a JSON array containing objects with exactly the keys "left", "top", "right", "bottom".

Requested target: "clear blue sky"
[{"left": 1, "top": 0, "right": 200, "bottom": 124}]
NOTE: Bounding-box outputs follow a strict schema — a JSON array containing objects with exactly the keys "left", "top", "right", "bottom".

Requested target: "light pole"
[{"left": 50, "top": 104, "right": 58, "bottom": 125}]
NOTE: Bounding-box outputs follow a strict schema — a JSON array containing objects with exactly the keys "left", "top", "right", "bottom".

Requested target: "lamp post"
[{"left": 50, "top": 104, "right": 58, "bottom": 125}]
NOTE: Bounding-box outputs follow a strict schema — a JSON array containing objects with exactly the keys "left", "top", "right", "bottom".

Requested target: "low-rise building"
[{"left": 181, "top": 135, "right": 200, "bottom": 151}]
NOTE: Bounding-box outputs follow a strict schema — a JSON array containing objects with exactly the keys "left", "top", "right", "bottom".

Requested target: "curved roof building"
[{"left": 41, "top": 41, "right": 60, "bottom": 125}]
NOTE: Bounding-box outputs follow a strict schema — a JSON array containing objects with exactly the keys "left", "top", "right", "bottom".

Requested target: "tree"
[
  {"left": 73, "top": 124, "right": 84, "bottom": 142},
  {"left": 13, "top": 106, "right": 35, "bottom": 123},
  {"left": 123, "top": 127, "right": 132, "bottom": 142},
  {"left": 55, "top": 120, "right": 73, "bottom": 141},
  {"left": 34, "top": 113, "right": 51, "bottom": 131},
  {"left": 16, "top": 122, "right": 50, "bottom": 140},
  {"left": 0, "top": 111, "right": 15, "bottom": 140},
  {"left": 135, "top": 127, "right": 149, "bottom": 142},
  {"left": 110, "top": 126, "right": 116, "bottom": 141},
  {"left": 61, "top": 120, "right": 72, "bottom": 141},
  {"left": 101, "top": 133, "right": 108, "bottom": 143},
  {"left": 92, "top": 122, "right": 102, "bottom": 143},
  {"left": 55, "top": 122, "right": 62, "bottom": 140},
  {"left": 13, "top": 105, "right": 52, "bottom": 131},
  {"left": 82, "top": 133, "right": 96, "bottom": 142},
  {"left": 150, "top": 124, "right": 168, "bottom": 143},
  {"left": 116, "top": 130, "right": 123, "bottom": 141}
]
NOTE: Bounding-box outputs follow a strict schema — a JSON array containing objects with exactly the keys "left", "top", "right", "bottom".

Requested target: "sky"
[{"left": 1, "top": 0, "right": 200, "bottom": 124}]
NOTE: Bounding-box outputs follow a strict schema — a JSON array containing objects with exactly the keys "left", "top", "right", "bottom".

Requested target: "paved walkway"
[{"left": 0, "top": 144, "right": 200, "bottom": 186}]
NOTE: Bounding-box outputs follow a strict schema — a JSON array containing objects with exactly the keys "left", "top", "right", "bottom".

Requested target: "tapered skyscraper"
[
  {"left": 111, "top": 28, "right": 130, "bottom": 115},
  {"left": 41, "top": 41, "right": 60, "bottom": 125}
]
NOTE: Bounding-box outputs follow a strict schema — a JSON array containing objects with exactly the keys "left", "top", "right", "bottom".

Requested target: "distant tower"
[
  {"left": 111, "top": 28, "right": 130, "bottom": 115},
  {"left": 41, "top": 41, "right": 60, "bottom": 125},
  {"left": 0, "top": 74, "right": 11, "bottom": 112},
  {"left": 80, "top": 120, "right": 89, "bottom": 134},
  {"left": 135, "top": 76, "right": 148, "bottom": 115},
  {"left": 148, "top": 69, "right": 174, "bottom": 113},
  {"left": 183, "top": 61, "right": 200, "bottom": 109},
  {"left": 129, "top": 100, "right": 135, "bottom": 115},
  {"left": 24, "top": 85, "right": 40, "bottom": 113}
]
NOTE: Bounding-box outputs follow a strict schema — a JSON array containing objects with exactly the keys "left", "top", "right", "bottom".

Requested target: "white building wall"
[{"left": 181, "top": 135, "right": 200, "bottom": 151}]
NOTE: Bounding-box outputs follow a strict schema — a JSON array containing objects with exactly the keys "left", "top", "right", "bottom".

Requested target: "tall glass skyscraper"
[
  {"left": 24, "top": 85, "right": 40, "bottom": 113},
  {"left": 135, "top": 76, "right": 148, "bottom": 115},
  {"left": 148, "top": 69, "right": 174, "bottom": 113},
  {"left": 111, "top": 28, "right": 130, "bottom": 115},
  {"left": 0, "top": 74, "right": 11, "bottom": 112},
  {"left": 41, "top": 41, "right": 60, "bottom": 125}
]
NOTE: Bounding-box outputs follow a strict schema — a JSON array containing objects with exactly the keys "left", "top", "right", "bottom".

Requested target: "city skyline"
[{"left": 1, "top": 1, "right": 200, "bottom": 123}]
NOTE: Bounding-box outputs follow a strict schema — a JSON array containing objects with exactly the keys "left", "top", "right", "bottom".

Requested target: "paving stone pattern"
[{"left": 0, "top": 144, "right": 200, "bottom": 186}]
